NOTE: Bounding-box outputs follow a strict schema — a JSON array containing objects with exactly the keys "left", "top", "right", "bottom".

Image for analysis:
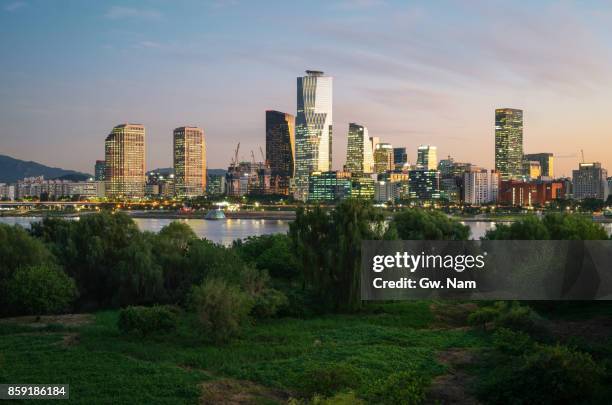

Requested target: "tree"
[
  {"left": 485, "top": 213, "right": 608, "bottom": 240},
  {"left": 6, "top": 264, "right": 77, "bottom": 316},
  {"left": 391, "top": 209, "right": 470, "bottom": 240},
  {"left": 289, "top": 200, "right": 387, "bottom": 312}
]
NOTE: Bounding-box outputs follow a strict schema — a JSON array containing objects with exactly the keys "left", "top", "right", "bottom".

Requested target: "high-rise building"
[
  {"left": 495, "top": 108, "right": 523, "bottom": 180},
  {"left": 308, "top": 171, "right": 351, "bottom": 202},
  {"left": 94, "top": 160, "right": 106, "bottom": 181},
  {"left": 104, "top": 123, "right": 146, "bottom": 198},
  {"left": 522, "top": 160, "right": 541, "bottom": 180},
  {"left": 524, "top": 153, "right": 554, "bottom": 178},
  {"left": 572, "top": 162, "right": 608, "bottom": 200},
  {"left": 463, "top": 167, "right": 490, "bottom": 205},
  {"left": 173, "top": 126, "right": 206, "bottom": 197},
  {"left": 345, "top": 123, "right": 374, "bottom": 176},
  {"left": 294, "top": 70, "right": 333, "bottom": 201},
  {"left": 266, "top": 111, "right": 295, "bottom": 195},
  {"left": 393, "top": 147, "right": 407, "bottom": 170},
  {"left": 416, "top": 145, "right": 437, "bottom": 170},
  {"left": 374, "top": 143, "right": 394, "bottom": 174},
  {"left": 409, "top": 169, "right": 440, "bottom": 200}
]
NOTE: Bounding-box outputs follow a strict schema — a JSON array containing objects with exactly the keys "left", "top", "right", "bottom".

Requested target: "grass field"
[
  {"left": 0, "top": 302, "right": 492, "bottom": 404},
  {"left": 1, "top": 301, "right": 611, "bottom": 404}
]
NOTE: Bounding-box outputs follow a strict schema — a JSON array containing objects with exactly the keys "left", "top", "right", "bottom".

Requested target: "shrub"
[
  {"left": 468, "top": 301, "right": 541, "bottom": 334},
  {"left": 5, "top": 264, "right": 78, "bottom": 315},
  {"left": 190, "top": 278, "right": 254, "bottom": 343},
  {"left": 492, "top": 328, "right": 534, "bottom": 355},
  {"left": 117, "top": 305, "right": 178, "bottom": 336},
  {"left": 479, "top": 344, "right": 605, "bottom": 404},
  {"left": 361, "top": 371, "right": 428, "bottom": 405},
  {"left": 250, "top": 288, "right": 288, "bottom": 319},
  {"left": 297, "top": 363, "right": 362, "bottom": 398}
]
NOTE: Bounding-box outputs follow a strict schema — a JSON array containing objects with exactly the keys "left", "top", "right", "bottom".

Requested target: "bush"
[
  {"left": 288, "top": 391, "right": 365, "bottom": 405},
  {"left": 479, "top": 344, "right": 605, "bottom": 404},
  {"left": 5, "top": 265, "right": 78, "bottom": 315},
  {"left": 361, "top": 371, "right": 428, "bottom": 405},
  {"left": 117, "top": 305, "right": 178, "bottom": 336},
  {"left": 492, "top": 328, "right": 534, "bottom": 355},
  {"left": 250, "top": 288, "right": 288, "bottom": 318},
  {"left": 468, "top": 301, "right": 542, "bottom": 334},
  {"left": 297, "top": 363, "right": 362, "bottom": 398},
  {"left": 190, "top": 278, "right": 254, "bottom": 343}
]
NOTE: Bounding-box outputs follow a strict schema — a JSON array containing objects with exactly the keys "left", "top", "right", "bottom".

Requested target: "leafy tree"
[
  {"left": 6, "top": 264, "right": 77, "bottom": 316},
  {"left": 580, "top": 198, "right": 605, "bottom": 212},
  {"left": 485, "top": 213, "right": 608, "bottom": 240},
  {"left": 233, "top": 234, "right": 298, "bottom": 279},
  {"left": 391, "top": 209, "right": 470, "bottom": 240},
  {"left": 289, "top": 200, "right": 387, "bottom": 312}
]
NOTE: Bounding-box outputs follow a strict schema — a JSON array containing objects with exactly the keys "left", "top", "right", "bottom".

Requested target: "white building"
[
  {"left": 572, "top": 163, "right": 608, "bottom": 200},
  {"left": 294, "top": 70, "right": 333, "bottom": 201},
  {"left": 464, "top": 168, "right": 489, "bottom": 205},
  {"left": 0, "top": 183, "right": 16, "bottom": 200},
  {"left": 345, "top": 123, "right": 374, "bottom": 176},
  {"left": 374, "top": 180, "right": 400, "bottom": 203}
]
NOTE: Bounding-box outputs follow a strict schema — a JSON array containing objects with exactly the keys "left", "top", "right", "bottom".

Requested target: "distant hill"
[
  {"left": 0, "top": 154, "right": 92, "bottom": 183},
  {"left": 208, "top": 169, "right": 227, "bottom": 176},
  {"left": 147, "top": 168, "right": 227, "bottom": 177}
]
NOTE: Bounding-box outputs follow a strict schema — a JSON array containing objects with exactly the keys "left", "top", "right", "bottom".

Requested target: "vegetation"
[{"left": 118, "top": 305, "right": 179, "bottom": 336}]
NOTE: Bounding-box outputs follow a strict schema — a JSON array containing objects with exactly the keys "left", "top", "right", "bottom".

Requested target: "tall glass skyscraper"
[
  {"left": 345, "top": 123, "right": 373, "bottom": 176},
  {"left": 105, "top": 123, "right": 146, "bottom": 198},
  {"left": 266, "top": 110, "right": 295, "bottom": 195},
  {"left": 393, "top": 147, "right": 407, "bottom": 170},
  {"left": 173, "top": 126, "right": 206, "bottom": 197},
  {"left": 374, "top": 143, "right": 394, "bottom": 174},
  {"left": 495, "top": 108, "right": 523, "bottom": 180},
  {"left": 294, "top": 70, "right": 333, "bottom": 201},
  {"left": 416, "top": 145, "right": 437, "bottom": 170}
]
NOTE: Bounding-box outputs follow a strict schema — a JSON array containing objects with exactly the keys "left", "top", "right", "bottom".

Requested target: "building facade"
[
  {"left": 495, "top": 108, "right": 523, "bottom": 180},
  {"left": 416, "top": 145, "right": 437, "bottom": 170},
  {"left": 174, "top": 126, "right": 206, "bottom": 197},
  {"left": 374, "top": 143, "right": 394, "bottom": 174},
  {"left": 94, "top": 160, "right": 105, "bottom": 181},
  {"left": 524, "top": 153, "right": 554, "bottom": 178},
  {"left": 266, "top": 110, "right": 295, "bottom": 195},
  {"left": 345, "top": 123, "right": 374, "bottom": 176},
  {"left": 463, "top": 167, "right": 490, "bottom": 205},
  {"left": 308, "top": 171, "right": 351, "bottom": 202},
  {"left": 104, "top": 123, "right": 146, "bottom": 199},
  {"left": 572, "top": 163, "right": 608, "bottom": 200},
  {"left": 409, "top": 169, "right": 440, "bottom": 200},
  {"left": 294, "top": 70, "right": 333, "bottom": 201},
  {"left": 393, "top": 147, "right": 408, "bottom": 170}
]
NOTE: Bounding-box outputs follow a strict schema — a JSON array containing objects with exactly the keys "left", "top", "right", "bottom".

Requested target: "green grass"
[{"left": 0, "top": 301, "right": 487, "bottom": 404}]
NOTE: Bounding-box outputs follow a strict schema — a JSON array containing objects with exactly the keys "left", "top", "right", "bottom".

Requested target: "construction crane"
[
  {"left": 581, "top": 149, "right": 585, "bottom": 163},
  {"left": 231, "top": 142, "right": 240, "bottom": 166},
  {"left": 250, "top": 150, "right": 256, "bottom": 165},
  {"left": 259, "top": 146, "right": 266, "bottom": 164}
]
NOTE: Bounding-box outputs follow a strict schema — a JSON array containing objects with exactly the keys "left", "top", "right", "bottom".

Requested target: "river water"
[{"left": 1, "top": 217, "right": 611, "bottom": 245}]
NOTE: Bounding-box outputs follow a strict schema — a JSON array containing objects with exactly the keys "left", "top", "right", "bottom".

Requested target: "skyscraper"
[
  {"left": 295, "top": 70, "right": 333, "bottom": 201},
  {"left": 173, "top": 126, "right": 206, "bottom": 197},
  {"left": 393, "top": 147, "right": 407, "bottom": 170},
  {"left": 94, "top": 160, "right": 106, "bottom": 181},
  {"left": 572, "top": 162, "right": 608, "bottom": 200},
  {"left": 104, "top": 123, "right": 146, "bottom": 198},
  {"left": 345, "top": 123, "right": 374, "bottom": 176},
  {"left": 495, "top": 108, "right": 524, "bottom": 180},
  {"left": 374, "top": 143, "right": 394, "bottom": 174},
  {"left": 266, "top": 110, "right": 295, "bottom": 195},
  {"left": 416, "top": 145, "right": 437, "bottom": 170},
  {"left": 524, "top": 153, "right": 554, "bottom": 178}
]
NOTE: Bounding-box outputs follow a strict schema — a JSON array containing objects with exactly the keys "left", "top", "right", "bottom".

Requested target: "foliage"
[
  {"left": 478, "top": 344, "right": 605, "bottom": 404},
  {"left": 30, "top": 212, "right": 164, "bottom": 309},
  {"left": 297, "top": 363, "right": 362, "bottom": 398},
  {"left": 491, "top": 328, "right": 534, "bottom": 355},
  {"left": 5, "top": 264, "right": 77, "bottom": 316},
  {"left": 190, "top": 278, "right": 254, "bottom": 343},
  {"left": 360, "top": 371, "right": 428, "bottom": 405},
  {"left": 391, "top": 209, "right": 470, "bottom": 240},
  {"left": 468, "top": 301, "right": 542, "bottom": 334},
  {"left": 250, "top": 288, "right": 288, "bottom": 318},
  {"left": 233, "top": 234, "right": 299, "bottom": 280},
  {"left": 289, "top": 391, "right": 365, "bottom": 405},
  {"left": 117, "top": 305, "right": 179, "bottom": 336},
  {"left": 289, "top": 200, "right": 387, "bottom": 312},
  {"left": 484, "top": 213, "right": 609, "bottom": 240}
]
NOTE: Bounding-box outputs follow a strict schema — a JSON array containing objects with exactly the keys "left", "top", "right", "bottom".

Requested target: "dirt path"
[{"left": 426, "top": 348, "right": 480, "bottom": 405}]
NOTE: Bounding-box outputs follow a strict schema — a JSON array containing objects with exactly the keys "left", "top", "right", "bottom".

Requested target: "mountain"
[{"left": 0, "top": 154, "right": 92, "bottom": 183}]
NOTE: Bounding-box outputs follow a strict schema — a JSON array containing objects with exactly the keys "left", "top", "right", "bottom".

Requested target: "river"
[{"left": 1, "top": 216, "right": 611, "bottom": 245}]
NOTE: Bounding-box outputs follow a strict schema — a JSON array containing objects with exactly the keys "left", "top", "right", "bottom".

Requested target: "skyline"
[{"left": 2, "top": 1, "right": 612, "bottom": 177}]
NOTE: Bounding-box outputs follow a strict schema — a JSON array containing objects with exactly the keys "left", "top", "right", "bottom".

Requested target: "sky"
[{"left": 1, "top": 0, "right": 612, "bottom": 177}]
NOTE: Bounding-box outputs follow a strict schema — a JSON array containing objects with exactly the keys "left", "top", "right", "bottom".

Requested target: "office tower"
[
  {"left": 416, "top": 145, "right": 437, "bottom": 170},
  {"left": 393, "top": 147, "right": 407, "bottom": 170},
  {"left": 308, "top": 171, "right": 352, "bottom": 202},
  {"left": 369, "top": 136, "right": 380, "bottom": 153},
  {"left": 522, "top": 160, "right": 541, "bottom": 180},
  {"left": 294, "top": 70, "right": 333, "bottom": 201},
  {"left": 345, "top": 123, "right": 374, "bottom": 176},
  {"left": 409, "top": 169, "right": 441, "bottom": 200},
  {"left": 94, "top": 160, "right": 106, "bottom": 181},
  {"left": 374, "top": 143, "right": 394, "bottom": 174},
  {"left": 524, "top": 153, "right": 554, "bottom": 178},
  {"left": 375, "top": 180, "right": 401, "bottom": 203},
  {"left": 104, "top": 123, "right": 146, "bottom": 198},
  {"left": 206, "top": 174, "right": 226, "bottom": 196},
  {"left": 495, "top": 108, "right": 524, "bottom": 180},
  {"left": 266, "top": 111, "right": 295, "bottom": 195},
  {"left": 350, "top": 177, "right": 375, "bottom": 199},
  {"left": 572, "top": 162, "right": 608, "bottom": 200},
  {"left": 173, "top": 126, "right": 206, "bottom": 197},
  {"left": 463, "top": 167, "right": 490, "bottom": 205},
  {"left": 490, "top": 170, "right": 500, "bottom": 202}
]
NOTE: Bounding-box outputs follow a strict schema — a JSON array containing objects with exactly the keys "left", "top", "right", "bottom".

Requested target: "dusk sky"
[{"left": 1, "top": 0, "right": 612, "bottom": 177}]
